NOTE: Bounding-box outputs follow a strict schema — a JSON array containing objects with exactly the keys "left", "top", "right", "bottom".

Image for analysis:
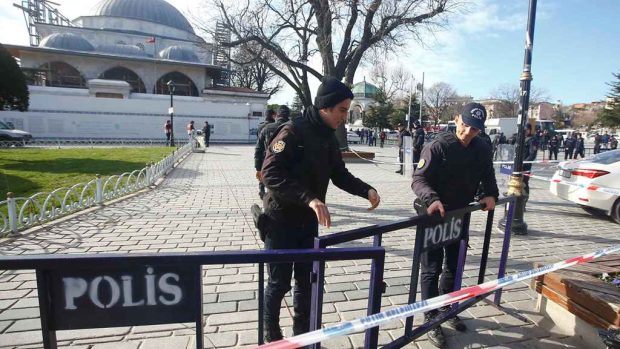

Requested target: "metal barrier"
[
  {"left": 0, "top": 142, "right": 193, "bottom": 235},
  {"left": 0, "top": 248, "right": 385, "bottom": 349},
  {"left": 310, "top": 196, "right": 517, "bottom": 349}
]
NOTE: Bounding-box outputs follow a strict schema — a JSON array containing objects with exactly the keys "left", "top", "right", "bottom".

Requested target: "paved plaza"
[{"left": 1, "top": 144, "right": 619, "bottom": 349}]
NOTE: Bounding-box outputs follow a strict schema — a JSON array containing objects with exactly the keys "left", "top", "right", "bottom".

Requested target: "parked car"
[
  {"left": 347, "top": 131, "right": 361, "bottom": 144},
  {"left": 549, "top": 149, "right": 620, "bottom": 223},
  {"left": 0, "top": 121, "right": 33, "bottom": 143}
]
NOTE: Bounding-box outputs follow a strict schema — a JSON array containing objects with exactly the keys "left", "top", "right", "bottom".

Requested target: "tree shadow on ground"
[
  {"left": 0, "top": 172, "right": 40, "bottom": 196},
  {"left": 3, "top": 158, "right": 151, "bottom": 176}
]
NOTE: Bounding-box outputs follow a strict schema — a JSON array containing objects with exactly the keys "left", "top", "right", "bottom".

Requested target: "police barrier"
[
  {"left": 0, "top": 248, "right": 385, "bottom": 349},
  {"left": 309, "top": 196, "right": 517, "bottom": 349}
]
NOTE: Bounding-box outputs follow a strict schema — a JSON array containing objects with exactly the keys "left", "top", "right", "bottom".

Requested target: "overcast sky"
[{"left": 1, "top": 0, "right": 618, "bottom": 106}]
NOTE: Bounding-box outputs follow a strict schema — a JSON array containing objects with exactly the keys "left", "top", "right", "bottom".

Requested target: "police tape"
[
  {"left": 524, "top": 173, "right": 620, "bottom": 196},
  {"left": 253, "top": 244, "right": 620, "bottom": 349}
]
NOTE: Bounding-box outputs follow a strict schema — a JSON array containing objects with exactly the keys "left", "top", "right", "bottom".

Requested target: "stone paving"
[{"left": 1, "top": 144, "right": 619, "bottom": 349}]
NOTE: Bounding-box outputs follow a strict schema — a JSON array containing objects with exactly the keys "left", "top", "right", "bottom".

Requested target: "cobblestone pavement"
[{"left": 1, "top": 144, "right": 619, "bottom": 349}]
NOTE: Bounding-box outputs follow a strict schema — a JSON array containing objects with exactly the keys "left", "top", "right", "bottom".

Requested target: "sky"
[{"left": 1, "top": 0, "right": 618, "bottom": 106}]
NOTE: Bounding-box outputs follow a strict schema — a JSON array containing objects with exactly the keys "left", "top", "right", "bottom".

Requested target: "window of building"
[
  {"left": 154, "top": 72, "right": 199, "bottom": 97},
  {"left": 99, "top": 66, "right": 146, "bottom": 93},
  {"left": 37, "top": 61, "right": 86, "bottom": 88}
]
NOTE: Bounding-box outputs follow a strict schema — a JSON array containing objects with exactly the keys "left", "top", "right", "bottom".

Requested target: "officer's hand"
[
  {"left": 367, "top": 189, "right": 380, "bottom": 211},
  {"left": 255, "top": 171, "right": 262, "bottom": 182},
  {"left": 479, "top": 196, "right": 496, "bottom": 211},
  {"left": 309, "top": 199, "right": 331, "bottom": 228},
  {"left": 427, "top": 200, "right": 445, "bottom": 218}
]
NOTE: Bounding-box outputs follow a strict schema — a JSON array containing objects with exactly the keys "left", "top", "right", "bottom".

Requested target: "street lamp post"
[
  {"left": 167, "top": 80, "right": 176, "bottom": 147},
  {"left": 499, "top": 0, "right": 538, "bottom": 235}
]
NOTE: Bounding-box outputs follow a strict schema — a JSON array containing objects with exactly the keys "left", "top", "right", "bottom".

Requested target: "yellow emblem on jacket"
[
  {"left": 417, "top": 158, "right": 425, "bottom": 169},
  {"left": 272, "top": 140, "right": 286, "bottom": 153}
]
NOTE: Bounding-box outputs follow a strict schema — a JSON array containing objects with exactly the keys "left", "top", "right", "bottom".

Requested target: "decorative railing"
[{"left": 1, "top": 141, "right": 193, "bottom": 236}]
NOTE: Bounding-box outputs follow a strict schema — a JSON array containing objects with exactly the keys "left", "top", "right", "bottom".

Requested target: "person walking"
[
  {"left": 574, "top": 133, "right": 585, "bottom": 159},
  {"left": 412, "top": 103, "right": 499, "bottom": 348},
  {"left": 594, "top": 133, "right": 602, "bottom": 154},
  {"left": 395, "top": 123, "right": 411, "bottom": 174},
  {"left": 164, "top": 120, "right": 172, "bottom": 146},
  {"left": 379, "top": 131, "right": 386, "bottom": 148},
  {"left": 255, "top": 110, "right": 275, "bottom": 199},
  {"left": 254, "top": 106, "right": 291, "bottom": 200},
  {"left": 260, "top": 76, "right": 381, "bottom": 342},
  {"left": 202, "top": 121, "right": 211, "bottom": 148}
]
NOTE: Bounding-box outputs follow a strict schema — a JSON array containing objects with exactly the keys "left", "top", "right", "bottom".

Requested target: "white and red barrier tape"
[
  {"left": 253, "top": 244, "right": 620, "bottom": 349},
  {"left": 525, "top": 173, "right": 620, "bottom": 196}
]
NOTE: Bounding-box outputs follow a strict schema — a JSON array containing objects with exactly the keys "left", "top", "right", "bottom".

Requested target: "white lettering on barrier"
[
  {"left": 423, "top": 217, "right": 462, "bottom": 249},
  {"left": 62, "top": 267, "right": 183, "bottom": 310}
]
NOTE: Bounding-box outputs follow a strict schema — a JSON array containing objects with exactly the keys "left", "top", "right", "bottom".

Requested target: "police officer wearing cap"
[
  {"left": 254, "top": 105, "right": 291, "bottom": 198},
  {"left": 260, "top": 77, "right": 381, "bottom": 342},
  {"left": 412, "top": 103, "right": 499, "bottom": 348}
]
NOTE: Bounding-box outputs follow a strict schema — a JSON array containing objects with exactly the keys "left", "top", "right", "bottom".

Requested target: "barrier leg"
[
  {"left": 36, "top": 270, "right": 57, "bottom": 349},
  {"left": 404, "top": 226, "right": 425, "bottom": 336},
  {"left": 258, "top": 262, "right": 265, "bottom": 345},
  {"left": 309, "top": 238, "right": 326, "bottom": 349},
  {"left": 194, "top": 265, "right": 204, "bottom": 349},
  {"left": 364, "top": 235, "right": 384, "bottom": 349},
  {"left": 478, "top": 210, "right": 495, "bottom": 284},
  {"left": 495, "top": 200, "right": 515, "bottom": 305}
]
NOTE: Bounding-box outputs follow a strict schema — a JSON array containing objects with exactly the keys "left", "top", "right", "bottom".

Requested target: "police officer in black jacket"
[
  {"left": 260, "top": 77, "right": 381, "bottom": 342},
  {"left": 255, "top": 110, "right": 276, "bottom": 199},
  {"left": 254, "top": 106, "right": 291, "bottom": 197},
  {"left": 412, "top": 121, "right": 425, "bottom": 169},
  {"left": 412, "top": 103, "right": 499, "bottom": 348}
]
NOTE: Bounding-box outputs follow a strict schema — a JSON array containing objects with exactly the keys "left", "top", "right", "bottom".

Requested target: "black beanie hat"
[
  {"left": 314, "top": 76, "right": 354, "bottom": 109},
  {"left": 277, "top": 105, "right": 290, "bottom": 119}
]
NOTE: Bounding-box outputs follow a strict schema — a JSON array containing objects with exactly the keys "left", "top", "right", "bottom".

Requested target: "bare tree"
[
  {"left": 424, "top": 82, "right": 457, "bottom": 122},
  {"left": 200, "top": 0, "right": 459, "bottom": 147},
  {"left": 230, "top": 43, "right": 283, "bottom": 97},
  {"left": 488, "top": 84, "right": 550, "bottom": 117},
  {"left": 369, "top": 61, "right": 413, "bottom": 101}
]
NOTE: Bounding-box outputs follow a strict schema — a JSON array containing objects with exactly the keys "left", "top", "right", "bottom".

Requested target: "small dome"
[
  {"left": 40, "top": 33, "right": 95, "bottom": 52},
  {"left": 91, "top": 0, "right": 195, "bottom": 34},
  {"left": 352, "top": 80, "right": 379, "bottom": 98},
  {"left": 97, "top": 44, "right": 149, "bottom": 57},
  {"left": 158, "top": 46, "right": 199, "bottom": 62}
]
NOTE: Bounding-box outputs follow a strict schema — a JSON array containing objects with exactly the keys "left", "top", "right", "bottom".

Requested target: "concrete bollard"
[
  {"left": 95, "top": 175, "right": 103, "bottom": 205},
  {"left": 7, "top": 192, "right": 18, "bottom": 234}
]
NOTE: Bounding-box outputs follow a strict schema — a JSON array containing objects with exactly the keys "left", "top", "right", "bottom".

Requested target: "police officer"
[
  {"left": 412, "top": 103, "right": 499, "bottom": 348},
  {"left": 260, "top": 77, "right": 381, "bottom": 342},
  {"left": 202, "top": 121, "right": 211, "bottom": 148},
  {"left": 256, "top": 110, "right": 276, "bottom": 199},
  {"left": 564, "top": 133, "right": 575, "bottom": 160},
  {"left": 395, "top": 123, "right": 411, "bottom": 174},
  {"left": 548, "top": 134, "right": 559, "bottom": 160},
  {"left": 254, "top": 106, "right": 291, "bottom": 199},
  {"left": 412, "top": 121, "right": 425, "bottom": 169}
]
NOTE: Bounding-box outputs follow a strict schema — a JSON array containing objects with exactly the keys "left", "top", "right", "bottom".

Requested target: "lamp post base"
[{"left": 498, "top": 195, "right": 528, "bottom": 235}]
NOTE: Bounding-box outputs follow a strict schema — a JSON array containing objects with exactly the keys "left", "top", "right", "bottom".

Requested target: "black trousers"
[
  {"left": 564, "top": 148, "right": 573, "bottom": 160},
  {"left": 548, "top": 148, "right": 558, "bottom": 160},
  {"left": 420, "top": 242, "right": 460, "bottom": 314},
  {"left": 204, "top": 136, "right": 210, "bottom": 147},
  {"left": 264, "top": 221, "right": 317, "bottom": 336}
]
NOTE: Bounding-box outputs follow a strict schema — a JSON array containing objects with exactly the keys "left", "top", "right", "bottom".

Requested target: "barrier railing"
[
  {"left": 0, "top": 247, "right": 385, "bottom": 349},
  {"left": 0, "top": 142, "right": 193, "bottom": 235},
  {"left": 309, "top": 196, "right": 517, "bottom": 349}
]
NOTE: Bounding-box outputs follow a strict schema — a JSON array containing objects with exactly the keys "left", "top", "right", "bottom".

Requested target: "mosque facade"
[{"left": 3, "top": 0, "right": 269, "bottom": 142}]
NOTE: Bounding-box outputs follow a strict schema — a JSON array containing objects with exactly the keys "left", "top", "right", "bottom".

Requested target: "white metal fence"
[{"left": 0, "top": 142, "right": 193, "bottom": 236}]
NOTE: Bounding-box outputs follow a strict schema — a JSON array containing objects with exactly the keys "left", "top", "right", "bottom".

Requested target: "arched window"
[
  {"left": 99, "top": 66, "right": 146, "bottom": 93},
  {"left": 154, "top": 72, "right": 198, "bottom": 97},
  {"left": 38, "top": 61, "right": 86, "bottom": 88}
]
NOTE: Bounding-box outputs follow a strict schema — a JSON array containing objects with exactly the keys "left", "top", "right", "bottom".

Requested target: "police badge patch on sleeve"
[
  {"left": 417, "top": 158, "right": 425, "bottom": 169},
  {"left": 272, "top": 140, "right": 286, "bottom": 153}
]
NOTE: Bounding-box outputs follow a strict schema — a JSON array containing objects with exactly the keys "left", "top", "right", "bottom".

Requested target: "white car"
[
  {"left": 347, "top": 131, "right": 361, "bottom": 144},
  {"left": 549, "top": 149, "right": 620, "bottom": 223}
]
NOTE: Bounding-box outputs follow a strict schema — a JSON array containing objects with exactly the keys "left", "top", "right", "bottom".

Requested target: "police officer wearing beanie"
[
  {"left": 412, "top": 103, "right": 499, "bottom": 348},
  {"left": 260, "top": 76, "right": 381, "bottom": 342},
  {"left": 255, "top": 109, "right": 276, "bottom": 199},
  {"left": 254, "top": 105, "right": 291, "bottom": 197}
]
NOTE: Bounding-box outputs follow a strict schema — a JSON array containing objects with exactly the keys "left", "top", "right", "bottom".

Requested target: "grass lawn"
[{"left": 0, "top": 147, "right": 175, "bottom": 199}]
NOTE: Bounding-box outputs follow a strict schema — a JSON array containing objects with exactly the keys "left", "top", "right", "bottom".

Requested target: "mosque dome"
[
  {"left": 352, "top": 80, "right": 379, "bottom": 98},
  {"left": 158, "top": 45, "right": 200, "bottom": 62},
  {"left": 97, "top": 44, "right": 149, "bottom": 57},
  {"left": 40, "top": 33, "right": 95, "bottom": 51},
  {"left": 90, "top": 0, "right": 195, "bottom": 34}
]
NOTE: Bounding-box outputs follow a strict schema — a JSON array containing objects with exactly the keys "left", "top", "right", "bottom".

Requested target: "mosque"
[{"left": 3, "top": 0, "right": 269, "bottom": 142}]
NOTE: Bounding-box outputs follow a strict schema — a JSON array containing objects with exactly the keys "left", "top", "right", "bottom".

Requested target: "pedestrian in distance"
[
  {"left": 379, "top": 131, "right": 386, "bottom": 148},
  {"left": 574, "top": 133, "right": 585, "bottom": 159},
  {"left": 412, "top": 102, "right": 499, "bottom": 348},
  {"left": 610, "top": 135, "right": 618, "bottom": 150},
  {"left": 565, "top": 133, "right": 576, "bottom": 160},
  {"left": 594, "top": 133, "right": 602, "bottom": 154},
  {"left": 412, "top": 121, "right": 425, "bottom": 169},
  {"left": 186, "top": 120, "right": 197, "bottom": 147},
  {"left": 202, "top": 121, "right": 211, "bottom": 148},
  {"left": 259, "top": 76, "right": 381, "bottom": 342},
  {"left": 395, "top": 123, "right": 411, "bottom": 174},
  {"left": 164, "top": 120, "right": 172, "bottom": 146},
  {"left": 255, "top": 110, "right": 276, "bottom": 199},
  {"left": 548, "top": 134, "right": 559, "bottom": 161},
  {"left": 254, "top": 106, "right": 291, "bottom": 200},
  {"left": 522, "top": 124, "right": 539, "bottom": 202}
]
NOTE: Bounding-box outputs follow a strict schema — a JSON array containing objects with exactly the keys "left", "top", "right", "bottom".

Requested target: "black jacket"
[
  {"left": 261, "top": 106, "right": 373, "bottom": 224},
  {"left": 254, "top": 117, "right": 289, "bottom": 171},
  {"left": 412, "top": 132, "right": 498, "bottom": 209},
  {"left": 397, "top": 129, "right": 412, "bottom": 150},
  {"left": 413, "top": 128, "right": 425, "bottom": 149}
]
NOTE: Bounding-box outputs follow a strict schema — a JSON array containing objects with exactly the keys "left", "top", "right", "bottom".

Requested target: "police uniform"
[
  {"left": 254, "top": 107, "right": 290, "bottom": 178},
  {"left": 412, "top": 124, "right": 425, "bottom": 169},
  {"left": 260, "top": 78, "right": 376, "bottom": 342},
  {"left": 256, "top": 112, "right": 275, "bottom": 199},
  {"left": 412, "top": 103, "right": 498, "bottom": 348}
]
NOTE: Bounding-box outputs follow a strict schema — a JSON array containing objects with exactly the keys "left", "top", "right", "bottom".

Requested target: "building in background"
[
  {"left": 3, "top": 0, "right": 268, "bottom": 142},
  {"left": 348, "top": 79, "right": 379, "bottom": 128}
]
